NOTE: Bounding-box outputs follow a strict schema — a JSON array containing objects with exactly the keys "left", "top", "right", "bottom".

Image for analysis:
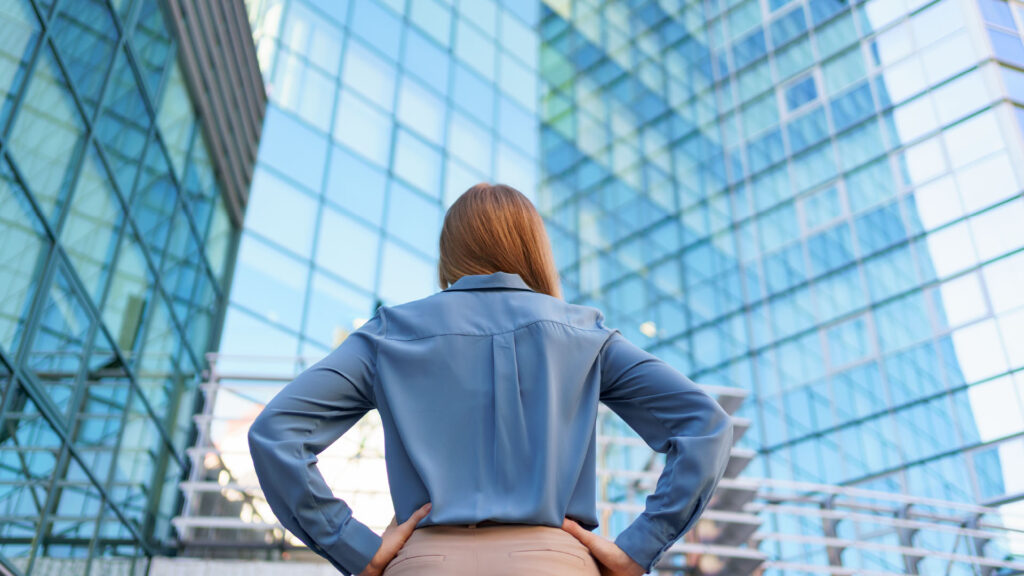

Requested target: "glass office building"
[
  {"left": 538, "top": 0, "right": 1024, "bottom": 572},
  {"left": 0, "top": 0, "right": 264, "bottom": 574},
  {"left": 218, "top": 0, "right": 1024, "bottom": 572}
]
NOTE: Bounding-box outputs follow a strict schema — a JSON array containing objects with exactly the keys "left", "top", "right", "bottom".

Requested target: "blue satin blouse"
[{"left": 247, "top": 271, "right": 734, "bottom": 575}]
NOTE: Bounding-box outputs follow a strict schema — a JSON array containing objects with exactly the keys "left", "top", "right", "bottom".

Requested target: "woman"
[{"left": 248, "top": 183, "right": 734, "bottom": 576}]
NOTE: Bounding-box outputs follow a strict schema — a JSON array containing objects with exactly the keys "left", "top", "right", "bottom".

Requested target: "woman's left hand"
[{"left": 358, "top": 502, "right": 432, "bottom": 576}]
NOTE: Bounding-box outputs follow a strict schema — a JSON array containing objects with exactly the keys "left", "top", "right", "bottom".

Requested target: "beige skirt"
[{"left": 381, "top": 523, "right": 602, "bottom": 576}]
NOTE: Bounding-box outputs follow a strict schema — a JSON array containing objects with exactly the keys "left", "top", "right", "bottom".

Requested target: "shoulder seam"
[{"left": 385, "top": 318, "right": 610, "bottom": 342}]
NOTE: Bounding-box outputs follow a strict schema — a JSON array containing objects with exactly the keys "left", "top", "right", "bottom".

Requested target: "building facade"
[
  {"left": 206, "top": 0, "right": 1024, "bottom": 573},
  {"left": 537, "top": 0, "right": 1024, "bottom": 572},
  {"left": 0, "top": 0, "right": 264, "bottom": 574}
]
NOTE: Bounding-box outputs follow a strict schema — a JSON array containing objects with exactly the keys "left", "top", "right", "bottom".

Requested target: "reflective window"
[
  {"left": 459, "top": 0, "right": 497, "bottom": 36},
  {"left": 261, "top": 105, "right": 330, "bottom": 191},
  {"left": 60, "top": 146, "right": 123, "bottom": 305},
  {"left": 7, "top": 46, "right": 86, "bottom": 226},
  {"left": 379, "top": 239, "right": 436, "bottom": 305},
  {"left": 272, "top": 48, "right": 337, "bottom": 133},
  {"left": 96, "top": 47, "right": 151, "bottom": 196},
  {"left": 499, "top": 51, "right": 536, "bottom": 111},
  {"left": 0, "top": 384, "right": 61, "bottom": 563},
  {"left": 156, "top": 58, "right": 196, "bottom": 179},
  {"left": 0, "top": 160, "right": 49, "bottom": 357},
  {"left": 784, "top": 74, "right": 817, "bottom": 110},
  {"left": 397, "top": 74, "right": 446, "bottom": 144},
  {"left": 0, "top": 0, "right": 40, "bottom": 127},
  {"left": 306, "top": 271, "right": 374, "bottom": 349},
  {"left": 455, "top": 16, "right": 496, "bottom": 80},
  {"left": 247, "top": 167, "right": 317, "bottom": 258},
  {"left": 386, "top": 182, "right": 442, "bottom": 258},
  {"left": 131, "top": 0, "right": 173, "bottom": 100},
  {"left": 342, "top": 37, "right": 396, "bottom": 111},
  {"left": 325, "top": 144, "right": 387, "bottom": 226},
  {"left": 409, "top": 0, "right": 452, "bottom": 47},
  {"left": 333, "top": 91, "right": 393, "bottom": 167},
  {"left": 770, "top": 5, "right": 808, "bottom": 48},
  {"left": 316, "top": 206, "right": 380, "bottom": 292},
  {"left": 131, "top": 141, "right": 178, "bottom": 259},
  {"left": 393, "top": 128, "right": 442, "bottom": 197},
  {"left": 102, "top": 226, "right": 152, "bottom": 362},
  {"left": 448, "top": 109, "right": 492, "bottom": 171},
  {"left": 942, "top": 109, "right": 1003, "bottom": 169},
  {"left": 50, "top": 0, "right": 117, "bottom": 116},
  {"left": 233, "top": 233, "right": 307, "bottom": 332},
  {"left": 282, "top": 1, "right": 343, "bottom": 73},
  {"left": 403, "top": 27, "right": 450, "bottom": 93},
  {"left": 26, "top": 263, "right": 92, "bottom": 418},
  {"left": 351, "top": 0, "right": 402, "bottom": 61}
]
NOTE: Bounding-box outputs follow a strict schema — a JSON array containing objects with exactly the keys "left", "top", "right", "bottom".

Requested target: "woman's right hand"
[{"left": 561, "top": 518, "right": 647, "bottom": 576}]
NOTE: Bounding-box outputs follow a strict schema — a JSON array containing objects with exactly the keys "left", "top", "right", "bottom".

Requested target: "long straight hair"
[{"left": 438, "top": 183, "right": 562, "bottom": 299}]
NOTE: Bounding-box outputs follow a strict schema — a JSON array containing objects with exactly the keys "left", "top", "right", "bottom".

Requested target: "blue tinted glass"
[
  {"left": 352, "top": 0, "right": 402, "bottom": 60},
  {"left": 808, "top": 0, "right": 846, "bottom": 26},
  {"left": 807, "top": 223, "right": 855, "bottom": 276},
  {"left": 989, "top": 28, "right": 1024, "bottom": 67},
  {"left": 325, "top": 145, "right": 386, "bottom": 226},
  {"left": 802, "top": 186, "right": 841, "bottom": 229},
  {"left": 333, "top": 91, "right": 393, "bottom": 167},
  {"left": 343, "top": 39, "right": 397, "bottom": 110},
  {"left": 787, "top": 107, "right": 828, "bottom": 153},
  {"left": 452, "top": 62, "right": 495, "bottom": 125},
  {"left": 455, "top": 17, "right": 496, "bottom": 79},
  {"left": 502, "top": 0, "right": 539, "bottom": 26},
  {"left": 785, "top": 75, "right": 817, "bottom": 110},
  {"left": 733, "top": 29, "right": 767, "bottom": 70},
  {"left": 854, "top": 200, "right": 906, "bottom": 255},
  {"left": 132, "top": 0, "right": 173, "bottom": 100},
  {"left": 393, "top": 128, "right": 442, "bottom": 196},
  {"left": 830, "top": 82, "right": 875, "bottom": 131},
  {"left": 746, "top": 129, "right": 784, "bottom": 173},
  {"left": 385, "top": 182, "right": 442, "bottom": 257},
  {"left": 51, "top": 0, "right": 117, "bottom": 116},
  {"left": 770, "top": 5, "right": 808, "bottom": 48},
  {"left": 259, "top": 106, "right": 329, "bottom": 192},
  {"left": 978, "top": 0, "right": 1016, "bottom": 29},
  {"left": 409, "top": 0, "right": 452, "bottom": 47},
  {"left": 307, "top": 0, "right": 350, "bottom": 24},
  {"left": 403, "top": 28, "right": 450, "bottom": 91},
  {"left": 769, "top": 0, "right": 795, "bottom": 10},
  {"left": 498, "top": 95, "right": 536, "bottom": 158}
]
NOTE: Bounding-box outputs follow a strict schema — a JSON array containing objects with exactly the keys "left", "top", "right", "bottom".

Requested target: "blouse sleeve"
[
  {"left": 247, "top": 308, "right": 387, "bottom": 576},
  {"left": 597, "top": 329, "right": 734, "bottom": 574}
]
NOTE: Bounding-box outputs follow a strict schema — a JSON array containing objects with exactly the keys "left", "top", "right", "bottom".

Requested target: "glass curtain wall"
[
  {"left": 0, "top": 0, "right": 238, "bottom": 573},
  {"left": 537, "top": 0, "right": 1024, "bottom": 572}
]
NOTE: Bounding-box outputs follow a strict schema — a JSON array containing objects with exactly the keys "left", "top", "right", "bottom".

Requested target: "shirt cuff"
[
  {"left": 323, "top": 516, "right": 383, "bottom": 576},
  {"left": 612, "top": 513, "right": 674, "bottom": 574}
]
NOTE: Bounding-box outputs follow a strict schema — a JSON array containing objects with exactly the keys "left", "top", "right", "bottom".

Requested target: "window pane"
[
  {"left": 333, "top": 91, "right": 393, "bottom": 167},
  {"left": 325, "top": 144, "right": 387, "bottom": 226},
  {"left": 7, "top": 46, "right": 86, "bottom": 226},
  {"left": 60, "top": 146, "right": 123, "bottom": 305},
  {"left": 342, "top": 37, "right": 396, "bottom": 110},
  {"left": 316, "top": 206, "right": 380, "bottom": 291},
  {"left": 397, "top": 75, "right": 445, "bottom": 143},
  {"left": 393, "top": 128, "right": 442, "bottom": 197},
  {"left": 260, "top": 105, "right": 329, "bottom": 191},
  {"left": 51, "top": 0, "right": 117, "bottom": 117},
  {"left": 233, "top": 233, "right": 307, "bottom": 332},
  {"left": 0, "top": 160, "right": 49, "bottom": 357},
  {"left": 0, "top": 0, "right": 41, "bottom": 127},
  {"left": 386, "top": 182, "right": 442, "bottom": 258},
  {"left": 245, "top": 167, "right": 318, "bottom": 257}
]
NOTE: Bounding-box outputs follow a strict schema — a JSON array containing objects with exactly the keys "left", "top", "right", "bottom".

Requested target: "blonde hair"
[{"left": 438, "top": 183, "right": 562, "bottom": 299}]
